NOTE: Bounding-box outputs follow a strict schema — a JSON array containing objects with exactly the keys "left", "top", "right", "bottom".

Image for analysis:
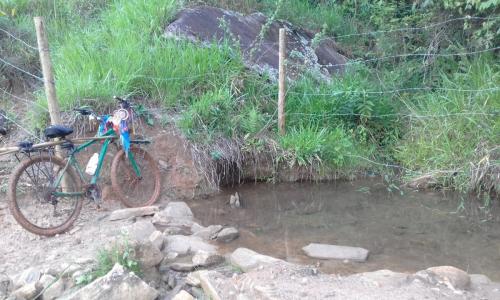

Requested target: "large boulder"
[
  {"left": 164, "top": 6, "right": 347, "bottom": 81},
  {"left": 61, "top": 263, "right": 158, "bottom": 300},
  {"left": 302, "top": 243, "right": 369, "bottom": 262}
]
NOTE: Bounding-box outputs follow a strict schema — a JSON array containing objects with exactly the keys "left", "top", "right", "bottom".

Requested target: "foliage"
[
  {"left": 3, "top": 0, "right": 499, "bottom": 194},
  {"left": 396, "top": 56, "right": 500, "bottom": 193},
  {"left": 280, "top": 125, "right": 355, "bottom": 168},
  {"left": 75, "top": 239, "right": 141, "bottom": 286}
]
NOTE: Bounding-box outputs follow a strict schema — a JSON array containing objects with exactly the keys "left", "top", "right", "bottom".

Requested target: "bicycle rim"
[
  {"left": 111, "top": 147, "right": 161, "bottom": 207},
  {"left": 8, "top": 155, "right": 82, "bottom": 236}
]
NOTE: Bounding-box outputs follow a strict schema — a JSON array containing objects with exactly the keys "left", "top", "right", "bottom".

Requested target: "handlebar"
[{"left": 113, "top": 95, "right": 131, "bottom": 109}]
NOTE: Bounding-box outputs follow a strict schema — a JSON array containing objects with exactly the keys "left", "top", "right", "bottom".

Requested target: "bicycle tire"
[
  {"left": 111, "top": 147, "right": 161, "bottom": 207},
  {"left": 8, "top": 155, "right": 83, "bottom": 236}
]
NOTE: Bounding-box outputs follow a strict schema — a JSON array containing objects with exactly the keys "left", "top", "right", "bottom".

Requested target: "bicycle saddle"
[{"left": 44, "top": 125, "right": 74, "bottom": 139}]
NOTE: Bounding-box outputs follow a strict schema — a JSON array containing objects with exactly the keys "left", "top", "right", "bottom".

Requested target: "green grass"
[
  {"left": 396, "top": 56, "right": 500, "bottom": 193},
  {"left": 2, "top": 0, "right": 499, "bottom": 194},
  {"left": 75, "top": 239, "right": 141, "bottom": 286}
]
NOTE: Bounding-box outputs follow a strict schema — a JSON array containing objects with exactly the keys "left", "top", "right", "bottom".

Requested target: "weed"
[{"left": 75, "top": 238, "right": 140, "bottom": 286}]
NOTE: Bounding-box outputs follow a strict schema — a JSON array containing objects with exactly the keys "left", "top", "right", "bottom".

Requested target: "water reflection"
[{"left": 188, "top": 179, "right": 500, "bottom": 280}]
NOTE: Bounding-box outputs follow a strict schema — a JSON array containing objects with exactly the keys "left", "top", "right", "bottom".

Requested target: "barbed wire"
[
  {"left": 260, "top": 15, "right": 500, "bottom": 46},
  {"left": 0, "top": 27, "right": 38, "bottom": 50},
  {"left": 0, "top": 88, "right": 49, "bottom": 112},
  {"left": 317, "top": 46, "right": 500, "bottom": 68},
  {"left": 286, "top": 86, "right": 500, "bottom": 96},
  {"left": 0, "top": 56, "right": 43, "bottom": 81},
  {"left": 0, "top": 110, "right": 42, "bottom": 141},
  {"left": 287, "top": 111, "right": 499, "bottom": 119}
]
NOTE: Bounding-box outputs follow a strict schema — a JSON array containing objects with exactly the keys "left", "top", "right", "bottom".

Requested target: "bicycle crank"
[{"left": 85, "top": 184, "right": 102, "bottom": 208}]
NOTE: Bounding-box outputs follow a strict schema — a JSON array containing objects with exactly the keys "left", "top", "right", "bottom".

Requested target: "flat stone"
[
  {"left": 164, "top": 235, "right": 217, "bottom": 256},
  {"left": 425, "top": 266, "right": 470, "bottom": 290},
  {"left": 61, "top": 263, "right": 158, "bottom": 300},
  {"left": 170, "top": 263, "right": 196, "bottom": 272},
  {"left": 120, "top": 220, "right": 157, "bottom": 243},
  {"left": 192, "top": 250, "right": 224, "bottom": 267},
  {"left": 108, "top": 206, "right": 159, "bottom": 221},
  {"left": 149, "top": 230, "right": 165, "bottom": 250},
  {"left": 172, "top": 290, "right": 195, "bottom": 300},
  {"left": 230, "top": 248, "right": 281, "bottom": 272},
  {"left": 215, "top": 227, "right": 239, "bottom": 243},
  {"left": 302, "top": 243, "right": 369, "bottom": 262},
  {"left": 191, "top": 224, "right": 223, "bottom": 240}
]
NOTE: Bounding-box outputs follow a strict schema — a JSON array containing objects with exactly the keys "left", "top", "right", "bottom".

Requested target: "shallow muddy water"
[{"left": 188, "top": 179, "right": 500, "bottom": 281}]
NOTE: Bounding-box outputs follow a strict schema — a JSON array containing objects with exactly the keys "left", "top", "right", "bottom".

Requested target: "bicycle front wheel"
[
  {"left": 111, "top": 147, "right": 161, "bottom": 207},
  {"left": 8, "top": 155, "right": 82, "bottom": 236}
]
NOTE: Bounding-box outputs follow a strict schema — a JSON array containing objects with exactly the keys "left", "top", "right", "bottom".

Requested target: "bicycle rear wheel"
[
  {"left": 8, "top": 155, "right": 82, "bottom": 236},
  {"left": 111, "top": 147, "right": 161, "bottom": 207}
]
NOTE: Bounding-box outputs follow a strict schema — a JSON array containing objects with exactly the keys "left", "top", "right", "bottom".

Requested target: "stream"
[{"left": 187, "top": 179, "right": 500, "bottom": 281}]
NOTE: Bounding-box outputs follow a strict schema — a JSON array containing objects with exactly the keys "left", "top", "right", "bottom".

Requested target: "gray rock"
[
  {"left": 191, "top": 224, "right": 223, "bottom": 240},
  {"left": 120, "top": 220, "right": 157, "bottom": 243},
  {"left": 149, "top": 230, "right": 164, "bottom": 251},
  {"left": 165, "top": 6, "right": 347, "bottom": 81},
  {"left": 170, "top": 263, "right": 196, "bottom": 272},
  {"left": 230, "top": 248, "right": 281, "bottom": 272},
  {"left": 153, "top": 202, "right": 195, "bottom": 232},
  {"left": 0, "top": 273, "right": 12, "bottom": 298},
  {"left": 108, "top": 206, "right": 159, "bottom": 221},
  {"left": 215, "top": 227, "right": 239, "bottom": 243},
  {"left": 154, "top": 202, "right": 193, "bottom": 221},
  {"left": 192, "top": 250, "right": 224, "bottom": 267},
  {"left": 61, "top": 263, "right": 158, "bottom": 300},
  {"left": 302, "top": 243, "right": 369, "bottom": 262},
  {"left": 42, "top": 278, "right": 67, "bottom": 300},
  {"left": 10, "top": 282, "right": 42, "bottom": 300},
  {"left": 164, "top": 235, "right": 217, "bottom": 256},
  {"left": 470, "top": 274, "right": 491, "bottom": 287},
  {"left": 13, "top": 267, "right": 41, "bottom": 288},
  {"left": 424, "top": 266, "right": 471, "bottom": 290},
  {"left": 135, "top": 241, "right": 164, "bottom": 268},
  {"left": 172, "top": 290, "right": 195, "bottom": 300}
]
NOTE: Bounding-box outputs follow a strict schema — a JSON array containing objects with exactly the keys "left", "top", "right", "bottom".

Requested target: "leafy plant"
[{"left": 75, "top": 238, "right": 141, "bottom": 286}]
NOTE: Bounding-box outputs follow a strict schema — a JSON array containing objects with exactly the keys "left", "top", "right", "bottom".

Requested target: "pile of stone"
[{"left": 0, "top": 202, "right": 240, "bottom": 300}]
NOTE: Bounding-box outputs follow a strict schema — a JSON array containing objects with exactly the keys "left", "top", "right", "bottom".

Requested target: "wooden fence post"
[
  {"left": 278, "top": 28, "right": 286, "bottom": 135},
  {"left": 34, "top": 16, "right": 61, "bottom": 125}
]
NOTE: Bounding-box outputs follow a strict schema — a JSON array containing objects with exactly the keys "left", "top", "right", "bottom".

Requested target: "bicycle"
[{"left": 2, "top": 96, "right": 161, "bottom": 236}]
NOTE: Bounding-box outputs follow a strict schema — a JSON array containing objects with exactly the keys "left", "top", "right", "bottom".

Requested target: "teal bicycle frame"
[{"left": 52, "top": 129, "right": 142, "bottom": 198}]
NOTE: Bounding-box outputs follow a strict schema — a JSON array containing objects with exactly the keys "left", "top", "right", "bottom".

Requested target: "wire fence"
[{"left": 1, "top": 17, "right": 499, "bottom": 175}]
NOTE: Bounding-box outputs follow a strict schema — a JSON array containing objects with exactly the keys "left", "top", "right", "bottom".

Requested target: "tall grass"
[{"left": 396, "top": 56, "right": 500, "bottom": 193}]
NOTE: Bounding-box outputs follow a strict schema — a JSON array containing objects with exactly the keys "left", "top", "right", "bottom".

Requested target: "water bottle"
[{"left": 85, "top": 153, "right": 99, "bottom": 175}]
